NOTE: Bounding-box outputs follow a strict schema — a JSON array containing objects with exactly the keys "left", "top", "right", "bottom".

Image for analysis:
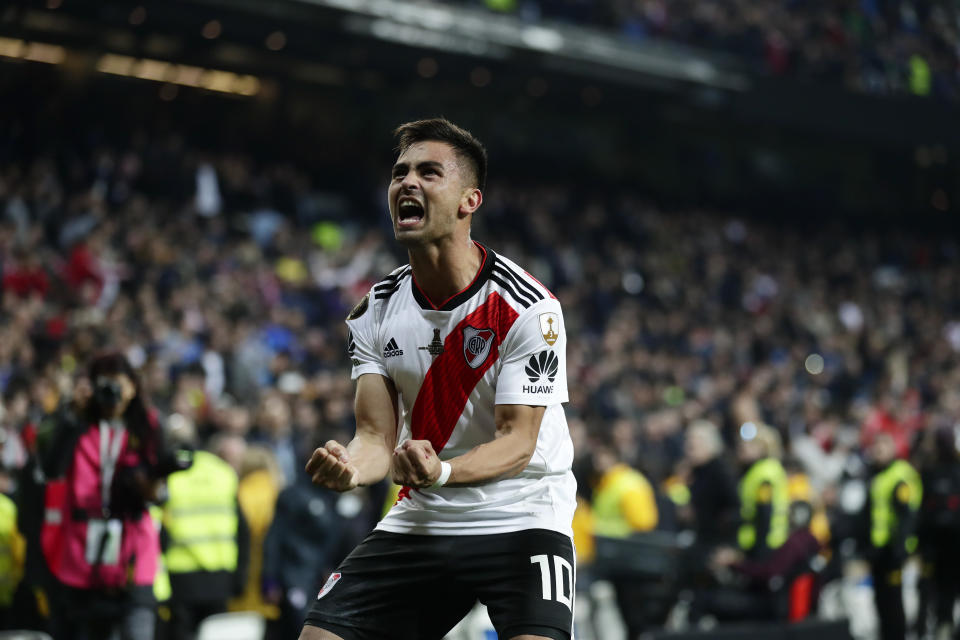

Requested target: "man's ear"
[{"left": 459, "top": 187, "right": 482, "bottom": 218}]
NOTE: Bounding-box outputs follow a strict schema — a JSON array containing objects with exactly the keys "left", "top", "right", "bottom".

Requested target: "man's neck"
[{"left": 408, "top": 237, "right": 483, "bottom": 308}]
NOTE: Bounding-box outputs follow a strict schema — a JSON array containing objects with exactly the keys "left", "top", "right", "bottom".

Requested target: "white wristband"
[{"left": 431, "top": 461, "right": 452, "bottom": 488}]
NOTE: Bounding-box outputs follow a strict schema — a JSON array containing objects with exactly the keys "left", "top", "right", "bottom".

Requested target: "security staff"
[
  {"left": 736, "top": 423, "right": 789, "bottom": 559},
  {"left": 590, "top": 442, "right": 659, "bottom": 639},
  {"left": 867, "top": 431, "right": 921, "bottom": 640},
  {"left": 158, "top": 419, "right": 248, "bottom": 640},
  {"left": 0, "top": 490, "right": 25, "bottom": 628},
  {"left": 592, "top": 443, "right": 658, "bottom": 538}
]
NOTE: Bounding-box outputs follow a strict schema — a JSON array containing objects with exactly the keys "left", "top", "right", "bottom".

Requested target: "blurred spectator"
[
  {"left": 36, "top": 353, "right": 178, "bottom": 640},
  {"left": 866, "top": 431, "right": 922, "bottom": 640},
  {"left": 691, "top": 447, "right": 827, "bottom": 625},
  {"left": 228, "top": 446, "right": 282, "bottom": 624},
  {"left": 0, "top": 377, "right": 31, "bottom": 477},
  {"left": 681, "top": 419, "right": 739, "bottom": 548},
  {"left": 261, "top": 472, "right": 347, "bottom": 639},
  {"left": 2, "top": 246, "right": 49, "bottom": 300},
  {"left": 916, "top": 426, "right": 960, "bottom": 636},
  {"left": 452, "top": 0, "right": 960, "bottom": 102},
  {"left": 697, "top": 519, "right": 822, "bottom": 623},
  {"left": 785, "top": 470, "right": 830, "bottom": 550},
  {"left": 590, "top": 440, "right": 659, "bottom": 638},
  {"left": 252, "top": 390, "right": 299, "bottom": 487},
  {"left": 209, "top": 432, "right": 249, "bottom": 477},
  {"left": 156, "top": 416, "right": 248, "bottom": 640},
  {"left": 592, "top": 441, "right": 659, "bottom": 537},
  {"left": 736, "top": 423, "right": 789, "bottom": 559},
  {"left": 0, "top": 471, "right": 25, "bottom": 630}
]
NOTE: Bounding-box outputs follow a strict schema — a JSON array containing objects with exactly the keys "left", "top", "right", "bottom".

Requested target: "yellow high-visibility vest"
[
  {"left": 592, "top": 464, "right": 658, "bottom": 538},
  {"left": 871, "top": 459, "right": 922, "bottom": 553},
  {"left": 163, "top": 450, "right": 239, "bottom": 573},
  {"left": 738, "top": 457, "right": 789, "bottom": 551},
  {"left": 0, "top": 493, "right": 24, "bottom": 605}
]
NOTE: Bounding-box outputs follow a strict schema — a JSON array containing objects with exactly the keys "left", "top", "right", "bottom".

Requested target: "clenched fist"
[
  {"left": 305, "top": 440, "right": 360, "bottom": 492},
  {"left": 391, "top": 440, "right": 443, "bottom": 488}
]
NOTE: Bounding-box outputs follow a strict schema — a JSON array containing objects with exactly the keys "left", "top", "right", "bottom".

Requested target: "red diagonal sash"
[{"left": 397, "top": 292, "right": 520, "bottom": 502}]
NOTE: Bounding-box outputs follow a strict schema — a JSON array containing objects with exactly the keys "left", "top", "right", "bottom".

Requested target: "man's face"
[
  {"left": 685, "top": 429, "right": 712, "bottom": 465},
  {"left": 870, "top": 433, "right": 897, "bottom": 465},
  {"left": 737, "top": 438, "right": 763, "bottom": 464},
  {"left": 387, "top": 141, "right": 475, "bottom": 247}
]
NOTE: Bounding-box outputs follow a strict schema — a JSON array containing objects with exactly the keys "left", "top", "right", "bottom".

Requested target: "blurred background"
[{"left": 0, "top": 0, "right": 958, "bottom": 639}]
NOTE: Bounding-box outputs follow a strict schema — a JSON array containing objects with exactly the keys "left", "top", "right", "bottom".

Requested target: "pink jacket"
[{"left": 42, "top": 421, "right": 160, "bottom": 589}]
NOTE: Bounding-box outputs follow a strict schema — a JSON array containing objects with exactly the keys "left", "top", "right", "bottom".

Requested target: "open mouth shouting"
[{"left": 396, "top": 198, "right": 425, "bottom": 229}]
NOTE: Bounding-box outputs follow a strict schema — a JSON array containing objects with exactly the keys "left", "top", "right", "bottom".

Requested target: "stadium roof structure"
[
  {"left": 0, "top": 0, "right": 751, "bottom": 93},
  {"left": 1, "top": 0, "right": 957, "bottom": 219}
]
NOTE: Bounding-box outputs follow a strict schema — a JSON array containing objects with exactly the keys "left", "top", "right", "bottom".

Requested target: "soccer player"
[{"left": 299, "top": 118, "right": 576, "bottom": 640}]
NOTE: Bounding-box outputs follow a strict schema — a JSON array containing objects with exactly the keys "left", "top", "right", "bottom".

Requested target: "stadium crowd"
[
  {"left": 459, "top": 0, "right": 960, "bottom": 102},
  {"left": 0, "top": 120, "right": 959, "bottom": 638}
]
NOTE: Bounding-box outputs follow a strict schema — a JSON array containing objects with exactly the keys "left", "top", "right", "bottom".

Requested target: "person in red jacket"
[{"left": 2, "top": 247, "right": 49, "bottom": 299}]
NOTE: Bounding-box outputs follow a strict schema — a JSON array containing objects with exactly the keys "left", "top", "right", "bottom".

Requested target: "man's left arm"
[{"left": 392, "top": 404, "right": 544, "bottom": 487}]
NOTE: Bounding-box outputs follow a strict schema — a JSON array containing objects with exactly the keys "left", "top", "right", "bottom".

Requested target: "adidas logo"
[{"left": 383, "top": 337, "right": 404, "bottom": 358}]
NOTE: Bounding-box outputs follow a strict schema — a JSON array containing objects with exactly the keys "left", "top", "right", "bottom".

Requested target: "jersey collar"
[{"left": 411, "top": 242, "right": 495, "bottom": 311}]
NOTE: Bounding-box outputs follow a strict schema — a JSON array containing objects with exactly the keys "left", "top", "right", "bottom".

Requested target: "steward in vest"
[
  {"left": 589, "top": 442, "right": 659, "bottom": 640},
  {"left": 0, "top": 490, "right": 26, "bottom": 628},
  {"left": 157, "top": 417, "right": 249, "bottom": 640},
  {"left": 37, "top": 353, "right": 190, "bottom": 640},
  {"left": 691, "top": 430, "right": 822, "bottom": 625},
  {"left": 866, "top": 431, "right": 921, "bottom": 640},
  {"left": 736, "top": 423, "right": 788, "bottom": 558},
  {"left": 593, "top": 466, "right": 659, "bottom": 537}
]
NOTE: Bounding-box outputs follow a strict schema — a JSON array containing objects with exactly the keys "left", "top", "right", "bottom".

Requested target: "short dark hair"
[{"left": 394, "top": 118, "right": 487, "bottom": 191}]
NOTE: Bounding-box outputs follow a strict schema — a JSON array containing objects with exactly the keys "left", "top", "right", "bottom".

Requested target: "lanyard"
[{"left": 99, "top": 419, "right": 125, "bottom": 514}]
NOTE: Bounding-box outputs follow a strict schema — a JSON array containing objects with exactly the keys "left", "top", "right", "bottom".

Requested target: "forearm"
[
  {"left": 446, "top": 431, "right": 534, "bottom": 487},
  {"left": 347, "top": 429, "right": 394, "bottom": 486}
]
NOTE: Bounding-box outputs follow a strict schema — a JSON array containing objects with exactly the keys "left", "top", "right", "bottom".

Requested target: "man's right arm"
[{"left": 305, "top": 373, "right": 398, "bottom": 491}]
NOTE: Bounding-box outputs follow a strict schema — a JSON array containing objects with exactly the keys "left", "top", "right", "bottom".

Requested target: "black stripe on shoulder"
[
  {"left": 374, "top": 266, "right": 411, "bottom": 289},
  {"left": 377, "top": 264, "right": 410, "bottom": 286},
  {"left": 490, "top": 274, "right": 533, "bottom": 309},
  {"left": 493, "top": 263, "right": 541, "bottom": 306},
  {"left": 497, "top": 260, "right": 544, "bottom": 300},
  {"left": 492, "top": 268, "right": 536, "bottom": 307},
  {"left": 374, "top": 286, "right": 402, "bottom": 300}
]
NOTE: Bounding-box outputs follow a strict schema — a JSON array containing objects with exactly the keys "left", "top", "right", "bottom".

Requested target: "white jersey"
[{"left": 346, "top": 243, "right": 576, "bottom": 536}]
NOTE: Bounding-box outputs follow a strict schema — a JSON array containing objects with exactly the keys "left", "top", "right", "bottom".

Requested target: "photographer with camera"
[{"left": 36, "top": 352, "right": 191, "bottom": 640}]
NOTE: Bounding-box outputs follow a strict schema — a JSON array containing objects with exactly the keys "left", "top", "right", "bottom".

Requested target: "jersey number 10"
[{"left": 530, "top": 554, "right": 574, "bottom": 611}]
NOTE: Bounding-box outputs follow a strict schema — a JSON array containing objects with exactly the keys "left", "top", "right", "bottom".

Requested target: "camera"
[{"left": 95, "top": 378, "right": 124, "bottom": 409}]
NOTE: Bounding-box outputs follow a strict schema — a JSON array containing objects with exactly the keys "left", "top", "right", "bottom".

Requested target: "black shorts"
[{"left": 304, "top": 528, "right": 575, "bottom": 640}]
